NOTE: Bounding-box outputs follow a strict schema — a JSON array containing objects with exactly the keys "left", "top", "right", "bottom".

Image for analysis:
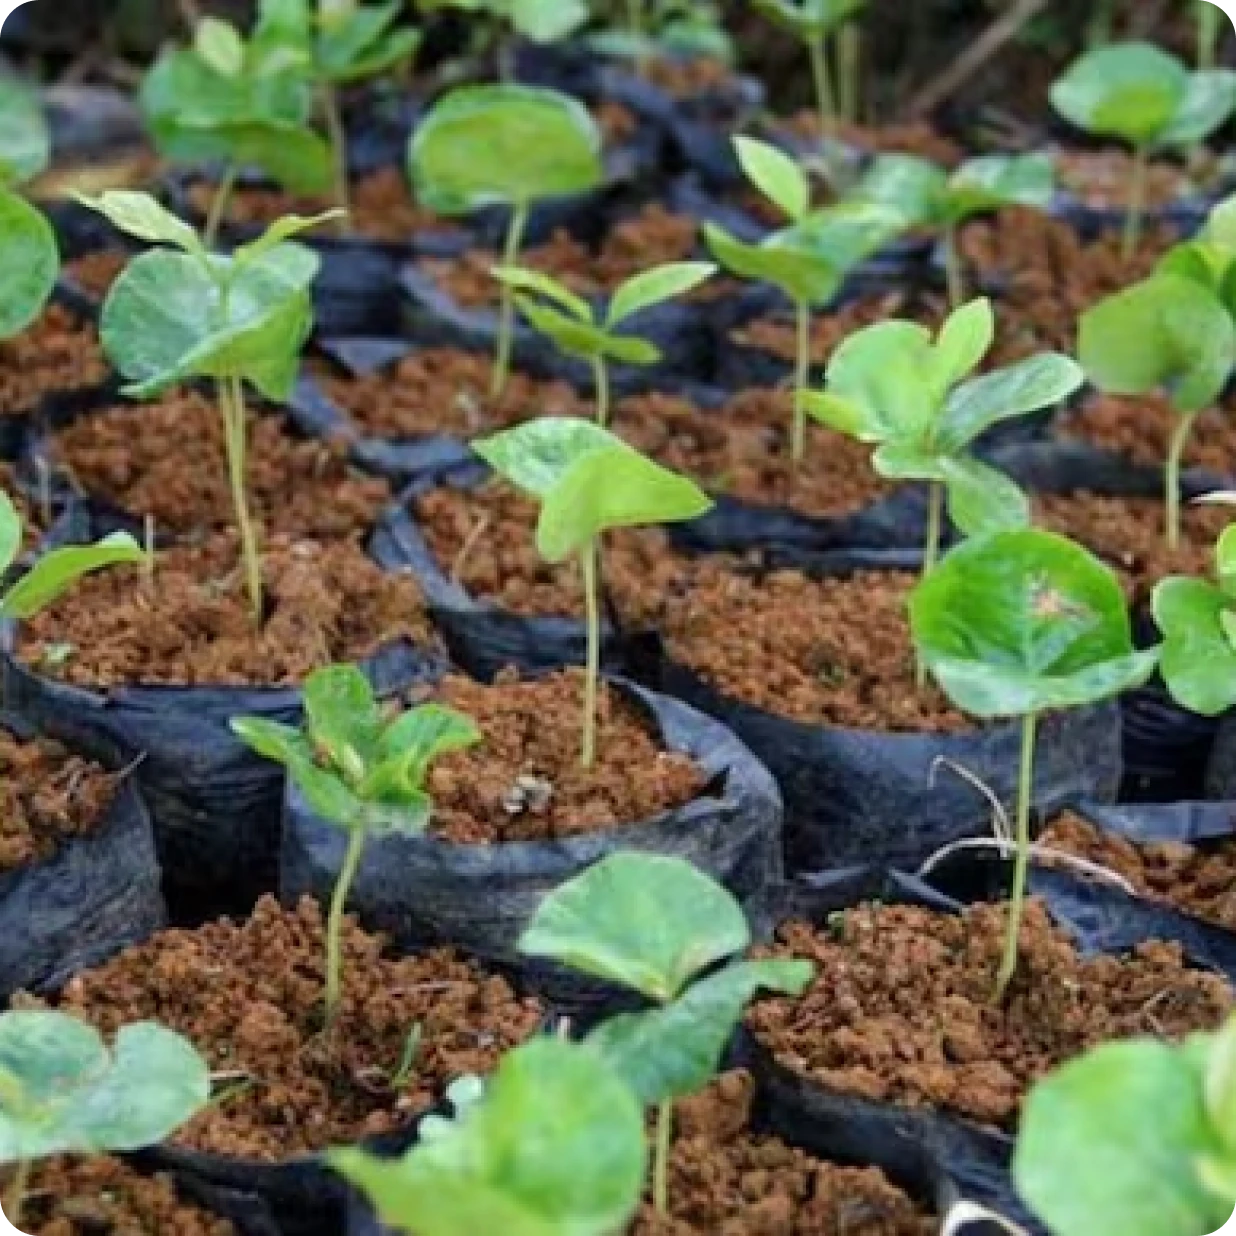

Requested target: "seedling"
[
  {"left": 519, "top": 853, "right": 813, "bottom": 1214},
  {"left": 0, "top": 1010, "right": 210, "bottom": 1229},
  {"left": 232, "top": 664, "right": 480, "bottom": 1029},
  {"left": 472, "top": 418, "right": 711, "bottom": 769},
  {"left": 850, "top": 153, "right": 1055, "bottom": 306},
  {"left": 1079, "top": 270, "right": 1236, "bottom": 550},
  {"left": 807, "top": 298, "right": 1083, "bottom": 610},
  {"left": 1050, "top": 43, "right": 1236, "bottom": 257},
  {"left": 1015, "top": 1012, "right": 1236, "bottom": 1236},
  {"left": 330, "top": 1036, "right": 646, "bottom": 1236},
  {"left": 704, "top": 136, "right": 906, "bottom": 463},
  {"left": 409, "top": 85, "right": 604, "bottom": 398},
  {"left": 1157, "top": 193, "right": 1236, "bottom": 315},
  {"left": 909, "top": 528, "right": 1159, "bottom": 999},
  {"left": 420, "top": 0, "right": 590, "bottom": 64},
  {"left": 77, "top": 191, "right": 338, "bottom": 623},
  {"left": 491, "top": 261, "right": 716, "bottom": 426},
  {"left": 590, "top": 1, "right": 735, "bottom": 67},
  {"left": 0, "top": 76, "right": 59, "bottom": 339}
]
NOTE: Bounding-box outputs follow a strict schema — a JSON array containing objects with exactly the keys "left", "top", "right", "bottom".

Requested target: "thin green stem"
[
  {"left": 807, "top": 35, "right": 837, "bottom": 145},
  {"left": 581, "top": 540, "right": 601, "bottom": 770},
  {"left": 1199, "top": 0, "right": 1221, "bottom": 69},
  {"left": 1123, "top": 146, "right": 1148, "bottom": 262},
  {"left": 994, "top": 711, "right": 1038, "bottom": 1002},
  {"left": 220, "top": 378, "right": 263, "bottom": 625},
  {"left": 324, "top": 824, "right": 367, "bottom": 1031},
  {"left": 791, "top": 297, "right": 811, "bottom": 465},
  {"left": 593, "top": 354, "right": 611, "bottom": 428},
  {"left": 1165, "top": 412, "right": 1198, "bottom": 552},
  {"left": 653, "top": 1098, "right": 673, "bottom": 1214},
  {"left": 5, "top": 1159, "right": 29, "bottom": 1230},
  {"left": 916, "top": 481, "right": 944, "bottom": 690},
  {"left": 627, "top": 0, "right": 649, "bottom": 74},
  {"left": 492, "top": 202, "right": 530, "bottom": 399},
  {"left": 943, "top": 222, "right": 965, "bottom": 308},
  {"left": 838, "top": 22, "right": 861, "bottom": 123},
  {"left": 204, "top": 163, "right": 238, "bottom": 249},
  {"left": 320, "top": 82, "right": 351, "bottom": 233}
]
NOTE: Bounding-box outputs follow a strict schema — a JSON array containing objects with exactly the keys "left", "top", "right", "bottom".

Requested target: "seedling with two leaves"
[
  {"left": 910, "top": 528, "right": 1159, "bottom": 999},
  {"left": 78, "top": 190, "right": 338, "bottom": 624},
  {"left": 520, "top": 852, "right": 813, "bottom": 1215},
  {"left": 409, "top": 85, "right": 604, "bottom": 398},
  {"left": 704, "top": 136, "right": 906, "bottom": 464},
  {"left": 472, "top": 418, "right": 711, "bottom": 769},
  {"left": 0, "top": 1010, "right": 210, "bottom": 1229},
  {"left": 492, "top": 260, "right": 716, "bottom": 425},
  {"left": 233, "top": 664, "right": 480, "bottom": 1030}
]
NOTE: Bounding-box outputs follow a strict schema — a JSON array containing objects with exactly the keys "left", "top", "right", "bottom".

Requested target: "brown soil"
[
  {"left": 0, "top": 730, "right": 115, "bottom": 871},
  {"left": 630, "top": 1071, "right": 936, "bottom": 1236},
  {"left": 51, "top": 391, "right": 391, "bottom": 544},
  {"left": 425, "top": 669, "right": 705, "bottom": 843},
  {"left": 14, "top": 1157, "right": 234, "bottom": 1236},
  {"left": 748, "top": 899, "right": 1233, "bottom": 1128},
  {"left": 775, "top": 112, "right": 965, "bottom": 167},
  {"left": 16, "top": 531, "right": 436, "bottom": 688},
  {"left": 312, "top": 347, "right": 585, "bottom": 440},
  {"left": 412, "top": 479, "right": 680, "bottom": 619},
  {"left": 597, "top": 99, "right": 639, "bottom": 144},
  {"left": 1033, "top": 489, "right": 1230, "bottom": 604},
  {"left": 660, "top": 561, "right": 970, "bottom": 732},
  {"left": 62, "top": 250, "right": 127, "bottom": 301},
  {"left": 22, "top": 896, "right": 544, "bottom": 1161},
  {"left": 1055, "top": 149, "right": 1220, "bottom": 210},
  {"left": 1041, "top": 810, "right": 1236, "bottom": 934},
  {"left": 0, "top": 304, "right": 108, "bottom": 418}
]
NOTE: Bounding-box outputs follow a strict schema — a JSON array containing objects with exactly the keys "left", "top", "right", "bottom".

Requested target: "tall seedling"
[
  {"left": 409, "top": 85, "right": 604, "bottom": 398},
  {"left": 78, "top": 191, "right": 337, "bottom": 623},
  {"left": 419, "top": 0, "right": 590, "bottom": 72},
  {"left": 910, "top": 528, "right": 1159, "bottom": 999},
  {"left": 519, "top": 853, "right": 813, "bottom": 1214},
  {"left": 233, "top": 665, "right": 480, "bottom": 1029},
  {"left": 704, "top": 136, "right": 905, "bottom": 463},
  {"left": 491, "top": 261, "right": 715, "bottom": 425},
  {"left": 1050, "top": 43, "right": 1236, "bottom": 257},
  {"left": 472, "top": 418, "right": 711, "bottom": 768}
]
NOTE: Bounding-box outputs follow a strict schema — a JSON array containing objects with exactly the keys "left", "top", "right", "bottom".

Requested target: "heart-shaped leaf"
[{"left": 0, "top": 189, "right": 57, "bottom": 339}]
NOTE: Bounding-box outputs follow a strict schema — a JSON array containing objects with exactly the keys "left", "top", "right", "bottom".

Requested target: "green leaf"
[
  {"left": 370, "top": 703, "right": 482, "bottom": 796},
  {"left": 409, "top": 85, "right": 603, "bottom": 214},
  {"left": 752, "top": 0, "right": 866, "bottom": 39},
  {"left": 513, "top": 297, "right": 613, "bottom": 362},
  {"left": 0, "top": 189, "right": 58, "bottom": 339},
  {"left": 0, "top": 491, "right": 21, "bottom": 578},
  {"left": 933, "top": 298, "right": 994, "bottom": 388},
  {"left": 1152, "top": 577, "right": 1236, "bottom": 717},
  {"left": 733, "top": 136, "right": 810, "bottom": 223},
  {"left": 233, "top": 210, "right": 346, "bottom": 267},
  {"left": 938, "top": 455, "right": 1031, "bottom": 539},
  {"left": 195, "top": 17, "right": 246, "bottom": 76},
  {"left": 1080, "top": 273, "right": 1236, "bottom": 415},
  {"left": 852, "top": 153, "right": 949, "bottom": 229},
  {"left": 909, "top": 527, "right": 1160, "bottom": 718},
  {"left": 1015, "top": 1036, "right": 1231, "bottom": 1236},
  {"left": 493, "top": 266, "right": 593, "bottom": 322},
  {"left": 519, "top": 853, "right": 752, "bottom": 1002},
  {"left": 510, "top": 0, "right": 590, "bottom": 42},
  {"left": 1206, "top": 1017, "right": 1236, "bottom": 1151},
  {"left": 1205, "top": 195, "right": 1236, "bottom": 250},
  {"left": 303, "top": 664, "right": 382, "bottom": 779},
  {"left": 1, "top": 533, "right": 146, "bottom": 622},
  {"left": 587, "top": 959, "right": 814, "bottom": 1106},
  {"left": 944, "top": 153, "right": 1056, "bottom": 223},
  {"left": 75, "top": 191, "right": 204, "bottom": 256},
  {"left": 606, "top": 261, "right": 717, "bottom": 327},
  {"left": 317, "top": 2, "right": 411, "bottom": 82},
  {"left": 1157, "top": 69, "right": 1236, "bottom": 150},
  {"left": 472, "top": 417, "right": 616, "bottom": 498},
  {"left": 1218, "top": 524, "right": 1236, "bottom": 593},
  {"left": 0, "top": 75, "right": 50, "bottom": 186}
]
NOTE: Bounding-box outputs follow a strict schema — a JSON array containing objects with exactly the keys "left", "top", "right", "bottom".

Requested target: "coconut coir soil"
[
  {"left": 748, "top": 899, "right": 1233, "bottom": 1128},
  {"left": 16, "top": 532, "right": 435, "bottom": 688},
  {"left": 1041, "top": 810, "right": 1236, "bottom": 934},
  {"left": 631, "top": 1072, "right": 935, "bottom": 1236},
  {"left": 62, "top": 250, "right": 127, "bottom": 302},
  {"left": 773, "top": 113, "right": 964, "bottom": 167},
  {"left": 20, "top": 897, "right": 543, "bottom": 1161},
  {"left": 13, "top": 1157, "right": 234, "bottom": 1236},
  {"left": 425, "top": 669, "right": 705, "bottom": 844},
  {"left": 0, "top": 305, "right": 108, "bottom": 418},
  {"left": 1055, "top": 149, "right": 1220, "bottom": 210}
]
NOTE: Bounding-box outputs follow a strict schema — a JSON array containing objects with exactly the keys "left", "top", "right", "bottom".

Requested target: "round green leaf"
[
  {"left": 1158, "top": 69, "right": 1236, "bottom": 150},
  {"left": 945, "top": 152, "right": 1056, "bottom": 223},
  {"left": 0, "top": 75, "right": 50, "bottom": 186},
  {"left": 472, "top": 417, "right": 616, "bottom": 498},
  {"left": 852, "top": 153, "right": 949, "bottom": 228},
  {"left": 0, "top": 189, "right": 57, "bottom": 339},
  {"left": 1, "top": 532, "right": 146, "bottom": 621},
  {"left": 509, "top": 0, "right": 590, "bottom": 42},
  {"left": 1152, "top": 576, "right": 1236, "bottom": 716}
]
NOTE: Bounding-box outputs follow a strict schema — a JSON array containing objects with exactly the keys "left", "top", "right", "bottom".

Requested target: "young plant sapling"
[
  {"left": 590, "top": 1, "right": 735, "bottom": 69},
  {"left": 232, "top": 664, "right": 480, "bottom": 1029},
  {"left": 491, "top": 260, "right": 716, "bottom": 426},
  {"left": 850, "top": 152, "right": 1055, "bottom": 307},
  {"left": 1157, "top": 193, "right": 1236, "bottom": 313},
  {"left": 807, "top": 298, "right": 1083, "bottom": 604},
  {"left": 409, "top": 84, "right": 604, "bottom": 398},
  {"left": 330, "top": 1036, "right": 646, "bottom": 1236},
  {"left": 909, "top": 527, "right": 1159, "bottom": 999},
  {"left": 472, "top": 418, "right": 711, "bottom": 769},
  {"left": 0, "top": 76, "right": 59, "bottom": 340},
  {"left": 78, "top": 190, "right": 338, "bottom": 623},
  {"left": 519, "top": 852, "right": 813, "bottom": 1214},
  {"left": 1079, "top": 270, "right": 1236, "bottom": 550},
  {"left": 418, "top": 0, "right": 590, "bottom": 77},
  {"left": 0, "top": 1010, "right": 210, "bottom": 1229},
  {"left": 704, "top": 136, "right": 905, "bottom": 463},
  {"left": 1015, "top": 1012, "right": 1236, "bottom": 1236},
  {"left": 1050, "top": 43, "right": 1236, "bottom": 257}
]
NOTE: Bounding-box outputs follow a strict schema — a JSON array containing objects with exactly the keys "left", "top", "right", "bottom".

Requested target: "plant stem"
[
  {"left": 320, "top": 81, "right": 351, "bottom": 232},
  {"left": 943, "top": 222, "right": 965, "bottom": 308},
  {"left": 1199, "top": 0, "right": 1221, "bottom": 68},
  {"left": 994, "top": 711, "right": 1038, "bottom": 1002},
  {"left": 204, "top": 163, "right": 238, "bottom": 249},
  {"left": 580, "top": 539, "right": 601, "bottom": 770},
  {"left": 1165, "top": 411, "right": 1198, "bottom": 552},
  {"left": 807, "top": 34, "right": 837, "bottom": 146},
  {"left": 592, "top": 354, "right": 611, "bottom": 428},
  {"left": 324, "top": 824, "right": 367, "bottom": 1031},
  {"left": 219, "top": 378, "right": 263, "bottom": 625},
  {"left": 916, "top": 480, "right": 944, "bottom": 690},
  {"left": 1123, "top": 146, "right": 1148, "bottom": 262},
  {"left": 653, "top": 1098, "right": 673, "bottom": 1214},
  {"left": 791, "top": 297, "right": 811, "bottom": 465},
  {"left": 5, "top": 1159, "right": 29, "bottom": 1231},
  {"left": 492, "top": 201, "right": 530, "bottom": 399},
  {"left": 838, "top": 22, "right": 860, "bottom": 123}
]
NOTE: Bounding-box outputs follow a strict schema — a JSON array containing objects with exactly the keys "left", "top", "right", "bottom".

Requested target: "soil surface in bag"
[
  {"left": 766, "top": 113, "right": 966, "bottom": 167},
  {"left": 35, "top": 392, "right": 392, "bottom": 547},
  {"left": 60, "top": 249, "right": 127, "bottom": 303},
  {"left": 17, "top": 895, "right": 546, "bottom": 1162},
  {"left": 1052, "top": 147, "right": 1231, "bottom": 212},
  {"left": 0, "top": 302, "right": 108, "bottom": 421}
]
